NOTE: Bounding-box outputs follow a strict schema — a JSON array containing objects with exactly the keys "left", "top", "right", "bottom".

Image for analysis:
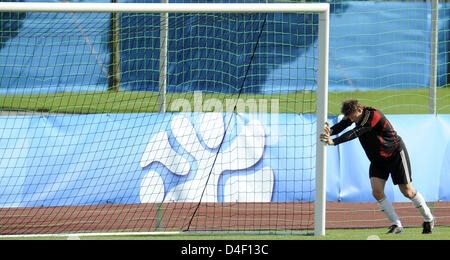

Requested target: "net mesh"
[
  {"left": 1, "top": 0, "right": 449, "bottom": 236},
  {"left": 0, "top": 4, "right": 320, "bottom": 235}
]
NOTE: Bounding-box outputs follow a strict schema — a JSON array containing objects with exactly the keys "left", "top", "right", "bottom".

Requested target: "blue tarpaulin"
[{"left": 0, "top": 113, "right": 448, "bottom": 207}]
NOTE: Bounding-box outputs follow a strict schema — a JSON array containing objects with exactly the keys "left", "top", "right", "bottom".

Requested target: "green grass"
[
  {"left": 88, "top": 227, "right": 450, "bottom": 240},
  {"left": 0, "top": 87, "right": 449, "bottom": 115},
  {"left": 1, "top": 226, "right": 449, "bottom": 240}
]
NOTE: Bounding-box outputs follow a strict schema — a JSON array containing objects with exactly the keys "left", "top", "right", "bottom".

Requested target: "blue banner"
[
  {"left": 0, "top": 113, "right": 318, "bottom": 207},
  {"left": 0, "top": 113, "right": 448, "bottom": 207}
]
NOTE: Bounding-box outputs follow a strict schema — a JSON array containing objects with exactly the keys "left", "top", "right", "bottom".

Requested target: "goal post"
[
  {"left": 315, "top": 5, "right": 329, "bottom": 237},
  {"left": 0, "top": 2, "right": 329, "bottom": 236}
]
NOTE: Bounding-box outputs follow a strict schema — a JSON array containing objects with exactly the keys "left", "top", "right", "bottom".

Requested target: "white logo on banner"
[{"left": 139, "top": 114, "right": 274, "bottom": 203}]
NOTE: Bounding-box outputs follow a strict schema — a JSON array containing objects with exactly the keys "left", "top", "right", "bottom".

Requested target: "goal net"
[{"left": 0, "top": 2, "right": 329, "bottom": 236}]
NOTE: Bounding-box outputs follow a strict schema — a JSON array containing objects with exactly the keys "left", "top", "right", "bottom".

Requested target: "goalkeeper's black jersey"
[{"left": 330, "top": 107, "right": 402, "bottom": 164}]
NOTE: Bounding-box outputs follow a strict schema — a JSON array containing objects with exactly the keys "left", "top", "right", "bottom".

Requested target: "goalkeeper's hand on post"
[{"left": 320, "top": 121, "right": 334, "bottom": 146}]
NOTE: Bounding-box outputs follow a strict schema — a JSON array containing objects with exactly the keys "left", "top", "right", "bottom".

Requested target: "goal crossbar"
[
  {"left": 0, "top": 2, "right": 329, "bottom": 14},
  {"left": 0, "top": 2, "right": 329, "bottom": 237}
]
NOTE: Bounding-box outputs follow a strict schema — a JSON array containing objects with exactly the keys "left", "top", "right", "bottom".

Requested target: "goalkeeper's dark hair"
[{"left": 341, "top": 99, "right": 362, "bottom": 117}]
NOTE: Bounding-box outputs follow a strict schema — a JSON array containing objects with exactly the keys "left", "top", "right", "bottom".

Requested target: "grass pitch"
[
  {"left": 1, "top": 226, "right": 449, "bottom": 240},
  {"left": 0, "top": 87, "right": 449, "bottom": 115},
  {"left": 83, "top": 227, "right": 450, "bottom": 240}
]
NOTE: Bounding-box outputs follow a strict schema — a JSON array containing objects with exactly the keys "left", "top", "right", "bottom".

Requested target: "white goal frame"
[{"left": 0, "top": 2, "right": 329, "bottom": 236}]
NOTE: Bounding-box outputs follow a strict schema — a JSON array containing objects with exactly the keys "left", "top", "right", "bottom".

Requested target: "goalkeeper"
[{"left": 320, "top": 99, "right": 435, "bottom": 234}]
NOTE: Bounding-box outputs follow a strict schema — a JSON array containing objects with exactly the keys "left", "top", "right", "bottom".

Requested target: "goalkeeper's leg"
[
  {"left": 399, "top": 184, "right": 435, "bottom": 234},
  {"left": 399, "top": 184, "right": 434, "bottom": 222},
  {"left": 394, "top": 145, "right": 434, "bottom": 233},
  {"left": 371, "top": 177, "right": 403, "bottom": 232}
]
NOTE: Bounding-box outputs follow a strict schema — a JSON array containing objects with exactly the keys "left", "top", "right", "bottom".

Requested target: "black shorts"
[{"left": 369, "top": 142, "right": 412, "bottom": 185}]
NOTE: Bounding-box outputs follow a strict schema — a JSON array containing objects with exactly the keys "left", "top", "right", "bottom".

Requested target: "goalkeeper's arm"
[
  {"left": 329, "top": 118, "right": 352, "bottom": 136},
  {"left": 332, "top": 125, "right": 372, "bottom": 145},
  {"left": 320, "top": 119, "right": 352, "bottom": 145},
  {"left": 321, "top": 121, "right": 372, "bottom": 146}
]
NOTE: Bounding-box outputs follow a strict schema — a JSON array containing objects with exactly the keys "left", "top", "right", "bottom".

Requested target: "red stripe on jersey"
[
  {"left": 380, "top": 121, "right": 389, "bottom": 157},
  {"left": 371, "top": 110, "right": 382, "bottom": 127},
  {"left": 379, "top": 120, "right": 399, "bottom": 158},
  {"left": 386, "top": 120, "right": 399, "bottom": 150}
]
